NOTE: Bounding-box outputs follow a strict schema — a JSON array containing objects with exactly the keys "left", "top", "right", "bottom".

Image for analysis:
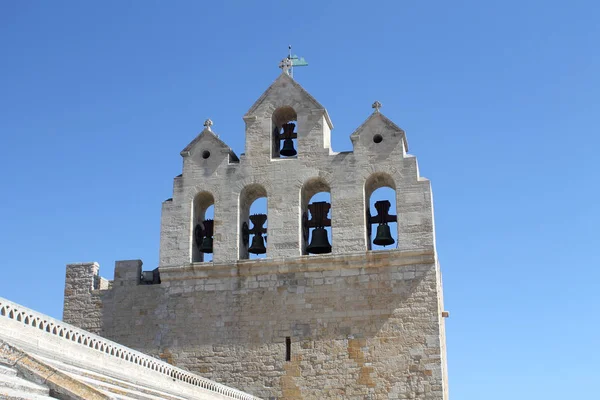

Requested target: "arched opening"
[
  {"left": 239, "top": 184, "right": 268, "bottom": 259},
  {"left": 365, "top": 173, "right": 398, "bottom": 251},
  {"left": 272, "top": 106, "right": 298, "bottom": 159},
  {"left": 192, "top": 192, "right": 215, "bottom": 262},
  {"left": 301, "top": 179, "right": 332, "bottom": 255}
]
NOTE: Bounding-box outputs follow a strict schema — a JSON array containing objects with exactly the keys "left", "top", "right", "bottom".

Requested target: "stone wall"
[
  {"left": 63, "top": 250, "right": 448, "bottom": 399},
  {"left": 158, "top": 73, "right": 434, "bottom": 267},
  {"left": 63, "top": 262, "right": 104, "bottom": 335}
]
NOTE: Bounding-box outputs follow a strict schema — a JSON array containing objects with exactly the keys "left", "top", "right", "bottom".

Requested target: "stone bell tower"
[{"left": 63, "top": 61, "right": 449, "bottom": 400}]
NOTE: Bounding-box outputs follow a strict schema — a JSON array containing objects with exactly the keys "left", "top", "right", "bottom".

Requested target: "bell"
[
  {"left": 194, "top": 224, "right": 204, "bottom": 250},
  {"left": 280, "top": 138, "right": 297, "bottom": 157},
  {"left": 199, "top": 236, "right": 213, "bottom": 253},
  {"left": 248, "top": 235, "right": 266, "bottom": 254},
  {"left": 373, "top": 224, "right": 395, "bottom": 247},
  {"left": 307, "top": 227, "right": 332, "bottom": 254}
]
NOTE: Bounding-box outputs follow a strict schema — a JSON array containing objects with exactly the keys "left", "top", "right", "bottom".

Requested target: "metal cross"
[{"left": 372, "top": 101, "right": 382, "bottom": 113}]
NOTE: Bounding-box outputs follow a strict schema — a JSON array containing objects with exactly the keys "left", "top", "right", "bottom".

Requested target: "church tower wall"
[{"left": 63, "top": 71, "right": 449, "bottom": 400}]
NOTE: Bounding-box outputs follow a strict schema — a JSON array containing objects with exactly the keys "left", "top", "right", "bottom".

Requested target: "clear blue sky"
[{"left": 1, "top": 1, "right": 598, "bottom": 398}]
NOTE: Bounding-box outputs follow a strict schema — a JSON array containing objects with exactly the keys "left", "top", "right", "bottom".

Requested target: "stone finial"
[
  {"left": 203, "top": 119, "right": 213, "bottom": 131},
  {"left": 279, "top": 57, "right": 293, "bottom": 75},
  {"left": 372, "top": 101, "right": 382, "bottom": 113}
]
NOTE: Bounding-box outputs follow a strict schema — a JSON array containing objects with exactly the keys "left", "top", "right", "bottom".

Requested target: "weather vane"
[{"left": 278, "top": 45, "right": 308, "bottom": 78}]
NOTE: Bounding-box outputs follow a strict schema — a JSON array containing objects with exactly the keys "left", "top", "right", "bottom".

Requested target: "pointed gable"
[
  {"left": 244, "top": 73, "right": 333, "bottom": 129},
  {"left": 180, "top": 128, "right": 239, "bottom": 162},
  {"left": 350, "top": 111, "right": 409, "bottom": 152}
]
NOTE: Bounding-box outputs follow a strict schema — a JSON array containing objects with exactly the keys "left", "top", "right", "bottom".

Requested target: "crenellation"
[{"left": 114, "top": 259, "right": 143, "bottom": 286}]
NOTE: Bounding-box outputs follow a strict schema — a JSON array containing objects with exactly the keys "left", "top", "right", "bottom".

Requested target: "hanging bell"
[
  {"left": 306, "top": 227, "right": 332, "bottom": 254},
  {"left": 199, "top": 236, "right": 213, "bottom": 253},
  {"left": 373, "top": 224, "right": 395, "bottom": 247},
  {"left": 248, "top": 234, "right": 266, "bottom": 254},
  {"left": 194, "top": 224, "right": 204, "bottom": 250},
  {"left": 280, "top": 138, "right": 297, "bottom": 157},
  {"left": 198, "top": 219, "right": 214, "bottom": 253}
]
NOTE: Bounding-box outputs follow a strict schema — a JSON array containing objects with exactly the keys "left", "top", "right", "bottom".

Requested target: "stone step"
[
  {"left": 37, "top": 356, "right": 188, "bottom": 400},
  {"left": 0, "top": 372, "right": 51, "bottom": 396},
  {"left": 0, "top": 387, "right": 55, "bottom": 399},
  {"left": 70, "top": 373, "right": 189, "bottom": 400},
  {"left": 0, "top": 363, "right": 18, "bottom": 377},
  {"left": 79, "top": 375, "right": 185, "bottom": 400}
]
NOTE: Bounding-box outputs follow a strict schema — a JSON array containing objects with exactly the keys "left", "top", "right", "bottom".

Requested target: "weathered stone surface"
[{"left": 64, "top": 251, "right": 448, "bottom": 399}]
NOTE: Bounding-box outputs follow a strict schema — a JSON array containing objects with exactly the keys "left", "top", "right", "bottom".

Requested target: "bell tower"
[{"left": 64, "top": 57, "right": 449, "bottom": 400}]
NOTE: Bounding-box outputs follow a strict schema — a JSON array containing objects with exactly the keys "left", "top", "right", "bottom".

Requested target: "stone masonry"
[{"left": 63, "top": 71, "right": 449, "bottom": 399}]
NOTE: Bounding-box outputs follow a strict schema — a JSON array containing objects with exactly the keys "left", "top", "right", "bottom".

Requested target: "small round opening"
[
  {"left": 373, "top": 134, "right": 383, "bottom": 144},
  {"left": 202, "top": 150, "right": 211, "bottom": 159}
]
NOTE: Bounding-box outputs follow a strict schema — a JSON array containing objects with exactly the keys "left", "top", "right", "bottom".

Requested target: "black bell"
[
  {"left": 194, "top": 224, "right": 204, "bottom": 250},
  {"left": 280, "top": 138, "right": 297, "bottom": 157},
  {"left": 248, "top": 235, "right": 266, "bottom": 254},
  {"left": 373, "top": 224, "right": 395, "bottom": 247},
  {"left": 199, "top": 237, "right": 213, "bottom": 253},
  {"left": 307, "top": 227, "right": 332, "bottom": 254},
  {"left": 197, "top": 219, "right": 214, "bottom": 253}
]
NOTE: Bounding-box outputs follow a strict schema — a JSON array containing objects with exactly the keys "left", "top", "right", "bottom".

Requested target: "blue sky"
[{"left": 1, "top": 1, "right": 599, "bottom": 398}]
